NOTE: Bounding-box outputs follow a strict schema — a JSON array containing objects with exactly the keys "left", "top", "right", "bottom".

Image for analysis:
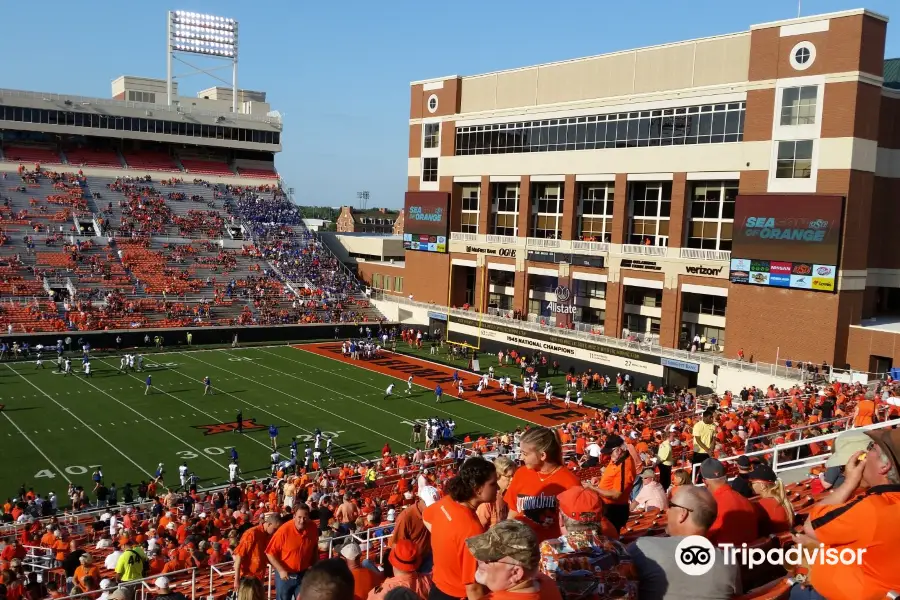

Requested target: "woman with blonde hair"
[
  {"left": 668, "top": 469, "right": 691, "bottom": 499},
  {"left": 748, "top": 463, "right": 794, "bottom": 535},
  {"left": 476, "top": 455, "right": 517, "bottom": 527},
  {"left": 237, "top": 576, "right": 265, "bottom": 600},
  {"left": 504, "top": 426, "right": 580, "bottom": 542}
]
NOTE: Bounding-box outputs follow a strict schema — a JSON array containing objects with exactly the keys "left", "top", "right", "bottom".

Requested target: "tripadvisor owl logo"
[{"left": 674, "top": 535, "right": 865, "bottom": 576}]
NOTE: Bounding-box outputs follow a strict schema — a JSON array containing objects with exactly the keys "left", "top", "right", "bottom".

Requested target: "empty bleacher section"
[
  {"left": 179, "top": 158, "right": 235, "bottom": 177},
  {"left": 2, "top": 145, "right": 64, "bottom": 166},
  {"left": 64, "top": 147, "right": 123, "bottom": 169},
  {"left": 121, "top": 150, "right": 181, "bottom": 172}
]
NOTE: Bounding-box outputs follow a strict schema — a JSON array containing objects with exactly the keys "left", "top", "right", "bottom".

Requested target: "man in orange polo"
[
  {"left": 593, "top": 434, "right": 635, "bottom": 533},
  {"left": 793, "top": 429, "right": 900, "bottom": 600},
  {"left": 233, "top": 512, "right": 281, "bottom": 593},
  {"left": 266, "top": 504, "right": 319, "bottom": 600}
]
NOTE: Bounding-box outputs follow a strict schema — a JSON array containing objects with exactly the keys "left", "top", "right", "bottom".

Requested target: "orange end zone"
[{"left": 296, "top": 342, "right": 596, "bottom": 427}]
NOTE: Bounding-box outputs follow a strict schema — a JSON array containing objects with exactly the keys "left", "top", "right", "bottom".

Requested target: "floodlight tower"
[{"left": 166, "top": 10, "right": 239, "bottom": 113}]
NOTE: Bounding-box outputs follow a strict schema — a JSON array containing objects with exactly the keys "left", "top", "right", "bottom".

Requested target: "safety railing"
[
  {"left": 621, "top": 244, "right": 669, "bottom": 257},
  {"left": 571, "top": 240, "right": 610, "bottom": 253},
  {"left": 744, "top": 415, "right": 853, "bottom": 449},
  {"left": 678, "top": 247, "right": 731, "bottom": 262},
  {"left": 371, "top": 291, "right": 806, "bottom": 382},
  {"left": 690, "top": 416, "right": 900, "bottom": 481}
]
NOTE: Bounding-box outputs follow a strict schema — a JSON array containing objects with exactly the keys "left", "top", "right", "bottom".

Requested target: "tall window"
[
  {"left": 624, "top": 287, "right": 662, "bottom": 307},
  {"left": 682, "top": 293, "right": 727, "bottom": 316},
  {"left": 531, "top": 183, "right": 563, "bottom": 239},
  {"left": 459, "top": 184, "right": 479, "bottom": 233},
  {"left": 575, "top": 280, "right": 606, "bottom": 299},
  {"left": 423, "top": 123, "right": 440, "bottom": 148},
  {"left": 492, "top": 183, "right": 519, "bottom": 237},
  {"left": 776, "top": 141, "right": 813, "bottom": 179},
  {"left": 780, "top": 86, "right": 817, "bottom": 126},
  {"left": 687, "top": 181, "right": 737, "bottom": 251},
  {"left": 489, "top": 270, "right": 514, "bottom": 287},
  {"left": 394, "top": 277, "right": 403, "bottom": 293},
  {"left": 576, "top": 307, "right": 605, "bottom": 325},
  {"left": 422, "top": 158, "right": 438, "bottom": 182},
  {"left": 578, "top": 183, "right": 614, "bottom": 242},
  {"left": 629, "top": 182, "right": 671, "bottom": 246}
]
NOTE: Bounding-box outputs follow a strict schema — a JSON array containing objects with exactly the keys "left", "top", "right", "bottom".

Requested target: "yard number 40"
[{"left": 35, "top": 464, "right": 102, "bottom": 479}]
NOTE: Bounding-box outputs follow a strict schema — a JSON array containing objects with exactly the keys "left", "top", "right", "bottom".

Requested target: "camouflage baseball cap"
[{"left": 465, "top": 520, "right": 538, "bottom": 571}]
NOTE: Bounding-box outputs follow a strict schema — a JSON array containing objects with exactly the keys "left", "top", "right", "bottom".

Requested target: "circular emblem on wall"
[
  {"left": 554, "top": 286, "right": 571, "bottom": 302},
  {"left": 427, "top": 94, "right": 439, "bottom": 114}
]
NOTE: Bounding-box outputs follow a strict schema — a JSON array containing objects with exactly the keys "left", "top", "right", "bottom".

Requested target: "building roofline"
[
  {"left": 749, "top": 8, "right": 888, "bottom": 30},
  {"left": 453, "top": 31, "right": 749, "bottom": 83},
  {"left": 409, "top": 75, "right": 459, "bottom": 87}
]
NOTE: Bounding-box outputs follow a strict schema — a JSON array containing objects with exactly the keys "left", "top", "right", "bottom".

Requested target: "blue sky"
[{"left": 3, "top": 1, "right": 897, "bottom": 209}]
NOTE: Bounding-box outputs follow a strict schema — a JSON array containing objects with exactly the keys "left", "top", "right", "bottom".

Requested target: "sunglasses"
[{"left": 668, "top": 501, "right": 693, "bottom": 513}]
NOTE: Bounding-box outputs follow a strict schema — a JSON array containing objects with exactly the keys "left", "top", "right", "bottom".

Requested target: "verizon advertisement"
[{"left": 729, "top": 195, "right": 843, "bottom": 294}]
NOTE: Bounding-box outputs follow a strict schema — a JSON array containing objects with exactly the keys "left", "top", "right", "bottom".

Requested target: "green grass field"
[
  {"left": 393, "top": 343, "right": 623, "bottom": 409},
  {"left": 0, "top": 345, "right": 534, "bottom": 503}
]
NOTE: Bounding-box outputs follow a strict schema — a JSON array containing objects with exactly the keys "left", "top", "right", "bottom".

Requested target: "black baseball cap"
[
  {"left": 601, "top": 434, "right": 624, "bottom": 455},
  {"left": 700, "top": 458, "right": 726, "bottom": 480},
  {"left": 736, "top": 456, "right": 751, "bottom": 469}
]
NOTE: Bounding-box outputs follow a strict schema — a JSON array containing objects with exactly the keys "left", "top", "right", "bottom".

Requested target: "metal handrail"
[
  {"left": 371, "top": 292, "right": 806, "bottom": 382},
  {"left": 690, "top": 415, "right": 900, "bottom": 480}
]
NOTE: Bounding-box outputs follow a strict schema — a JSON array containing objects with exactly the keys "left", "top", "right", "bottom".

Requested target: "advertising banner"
[
  {"left": 404, "top": 192, "right": 450, "bottom": 237},
  {"left": 729, "top": 195, "right": 843, "bottom": 294}
]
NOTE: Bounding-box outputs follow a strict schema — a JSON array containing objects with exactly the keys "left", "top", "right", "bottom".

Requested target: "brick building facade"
[{"left": 363, "top": 9, "right": 900, "bottom": 372}]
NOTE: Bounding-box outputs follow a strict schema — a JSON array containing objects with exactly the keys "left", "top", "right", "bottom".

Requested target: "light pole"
[{"left": 357, "top": 191, "right": 370, "bottom": 210}]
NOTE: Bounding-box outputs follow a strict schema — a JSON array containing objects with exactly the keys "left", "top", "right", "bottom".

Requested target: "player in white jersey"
[
  {"left": 576, "top": 390, "right": 584, "bottom": 406},
  {"left": 488, "top": 366, "right": 494, "bottom": 380},
  {"left": 127, "top": 354, "right": 135, "bottom": 371},
  {"left": 476, "top": 379, "right": 485, "bottom": 394},
  {"left": 119, "top": 355, "right": 128, "bottom": 372},
  {"left": 511, "top": 383, "right": 518, "bottom": 402},
  {"left": 228, "top": 460, "right": 239, "bottom": 482},
  {"left": 313, "top": 449, "right": 322, "bottom": 464},
  {"left": 63, "top": 358, "right": 72, "bottom": 376},
  {"left": 304, "top": 446, "right": 312, "bottom": 467},
  {"left": 136, "top": 355, "right": 144, "bottom": 371},
  {"left": 384, "top": 383, "right": 394, "bottom": 399},
  {"left": 407, "top": 375, "right": 413, "bottom": 393},
  {"left": 545, "top": 384, "right": 553, "bottom": 404},
  {"left": 564, "top": 390, "right": 572, "bottom": 406},
  {"left": 35, "top": 353, "right": 44, "bottom": 369},
  {"left": 457, "top": 380, "right": 464, "bottom": 397},
  {"left": 178, "top": 462, "right": 189, "bottom": 487},
  {"left": 481, "top": 373, "right": 489, "bottom": 389},
  {"left": 83, "top": 362, "right": 92, "bottom": 378}
]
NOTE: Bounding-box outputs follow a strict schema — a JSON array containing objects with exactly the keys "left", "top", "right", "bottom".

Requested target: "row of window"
[
  {"left": 455, "top": 102, "right": 746, "bottom": 156},
  {"left": 0, "top": 105, "right": 281, "bottom": 145},
  {"left": 457, "top": 180, "right": 738, "bottom": 250},
  {"left": 371, "top": 273, "right": 403, "bottom": 293}
]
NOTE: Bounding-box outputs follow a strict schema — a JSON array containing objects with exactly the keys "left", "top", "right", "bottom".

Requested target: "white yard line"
[
  {"left": 67, "top": 372, "right": 231, "bottom": 475},
  {"left": 259, "top": 346, "right": 535, "bottom": 430},
  {"left": 183, "top": 351, "right": 414, "bottom": 452},
  {"left": 5, "top": 364, "right": 153, "bottom": 477},
  {"left": 0, "top": 411, "right": 72, "bottom": 483}
]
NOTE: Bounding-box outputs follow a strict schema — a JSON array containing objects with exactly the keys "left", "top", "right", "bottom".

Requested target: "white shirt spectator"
[{"left": 104, "top": 550, "right": 122, "bottom": 570}]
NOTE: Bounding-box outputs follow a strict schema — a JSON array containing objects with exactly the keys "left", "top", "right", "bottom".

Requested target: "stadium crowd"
[{"left": 1, "top": 366, "right": 899, "bottom": 600}]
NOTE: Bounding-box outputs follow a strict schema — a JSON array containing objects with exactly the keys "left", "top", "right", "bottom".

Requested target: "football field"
[{"left": 0, "top": 344, "right": 540, "bottom": 503}]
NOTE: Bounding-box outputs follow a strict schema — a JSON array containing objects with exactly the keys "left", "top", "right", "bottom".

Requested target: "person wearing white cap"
[
  {"left": 340, "top": 542, "right": 384, "bottom": 598},
  {"left": 392, "top": 486, "right": 438, "bottom": 573},
  {"left": 98, "top": 578, "right": 112, "bottom": 600},
  {"left": 154, "top": 577, "right": 188, "bottom": 600},
  {"left": 386, "top": 508, "right": 396, "bottom": 522}
]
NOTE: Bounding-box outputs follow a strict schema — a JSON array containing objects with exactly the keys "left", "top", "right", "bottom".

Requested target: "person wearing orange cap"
[{"left": 366, "top": 540, "right": 432, "bottom": 600}]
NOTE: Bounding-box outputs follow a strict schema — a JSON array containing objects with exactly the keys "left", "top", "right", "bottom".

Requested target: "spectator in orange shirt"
[
  {"left": 702, "top": 458, "right": 759, "bottom": 546},
  {"left": 423, "top": 457, "right": 498, "bottom": 600},
  {"left": 265, "top": 504, "right": 319, "bottom": 600},
  {"left": 338, "top": 542, "right": 384, "bottom": 600},
  {"left": 594, "top": 434, "right": 636, "bottom": 533},
  {"left": 233, "top": 513, "right": 281, "bottom": 592},
  {"left": 852, "top": 391, "right": 877, "bottom": 427},
  {"left": 73, "top": 554, "right": 100, "bottom": 592}
]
